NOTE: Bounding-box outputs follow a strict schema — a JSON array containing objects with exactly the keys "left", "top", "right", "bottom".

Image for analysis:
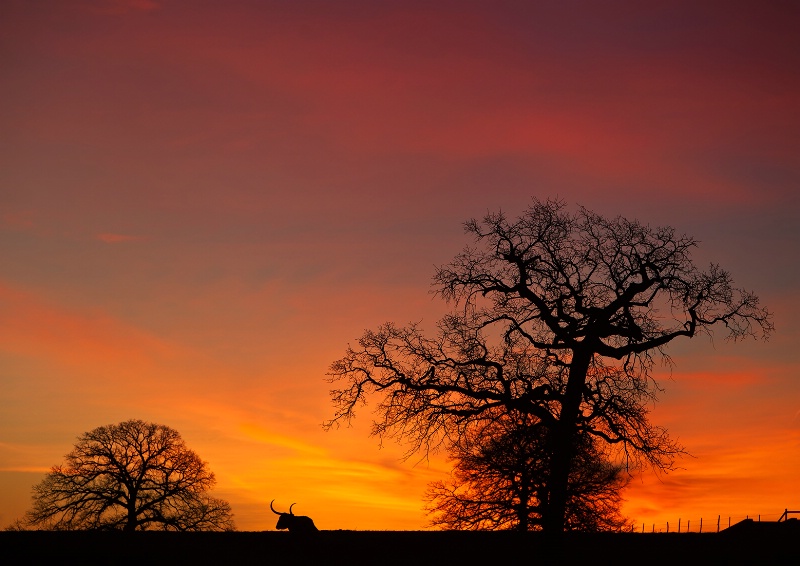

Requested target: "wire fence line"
[{"left": 634, "top": 509, "right": 799, "bottom": 534}]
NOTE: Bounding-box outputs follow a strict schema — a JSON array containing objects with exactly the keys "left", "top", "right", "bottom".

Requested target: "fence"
[{"left": 636, "top": 509, "right": 799, "bottom": 533}]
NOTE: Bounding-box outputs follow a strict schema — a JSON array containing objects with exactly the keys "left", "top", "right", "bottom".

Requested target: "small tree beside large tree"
[
  {"left": 327, "top": 198, "right": 772, "bottom": 533},
  {"left": 22, "top": 419, "right": 234, "bottom": 531},
  {"left": 424, "top": 412, "right": 631, "bottom": 532}
]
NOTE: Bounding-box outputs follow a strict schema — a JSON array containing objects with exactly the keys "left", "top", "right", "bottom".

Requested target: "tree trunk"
[
  {"left": 543, "top": 348, "right": 592, "bottom": 533},
  {"left": 125, "top": 495, "right": 138, "bottom": 531}
]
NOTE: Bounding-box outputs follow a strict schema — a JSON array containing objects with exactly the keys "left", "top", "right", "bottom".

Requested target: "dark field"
[{"left": 3, "top": 522, "right": 797, "bottom": 565}]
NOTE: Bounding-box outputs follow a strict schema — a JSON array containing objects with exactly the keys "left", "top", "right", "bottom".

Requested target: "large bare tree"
[
  {"left": 327, "top": 198, "right": 772, "bottom": 532},
  {"left": 23, "top": 419, "right": 235, "bottom": 531}
]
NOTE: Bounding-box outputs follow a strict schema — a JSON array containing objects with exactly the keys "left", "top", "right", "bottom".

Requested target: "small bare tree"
[
  {"left": 328, "top": 198, "right": 772, "bottom": 532},
  {"left": 425, "top": 413, "right": 631, "bottom": 532},
  {"left": 22, "top": 419, "right": 235, "bottom": 531}
]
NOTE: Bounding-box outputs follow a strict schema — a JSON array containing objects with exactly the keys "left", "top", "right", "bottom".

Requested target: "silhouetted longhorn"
[{"left": 270, "top": 499, "right": 319, "bottom": 533}]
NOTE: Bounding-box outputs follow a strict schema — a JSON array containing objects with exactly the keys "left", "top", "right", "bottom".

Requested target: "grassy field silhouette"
[{"left": 3, "top": 523, "right": 797, "bottom": 565}]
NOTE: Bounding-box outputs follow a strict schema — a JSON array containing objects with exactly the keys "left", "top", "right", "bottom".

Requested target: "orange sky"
[{"left": 1, "top": 0, "right": 799, "bottom": 531}]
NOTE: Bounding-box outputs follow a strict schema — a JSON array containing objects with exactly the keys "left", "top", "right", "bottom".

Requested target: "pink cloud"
[
  {"left": 84, "top": 0, "right": 160, "bottom": 15},
  {"left": 1, "top": 212, "right": 35, "bottom": 231},
  {"left": 96, "top": 233, "right": 144, "bottom": 243}
]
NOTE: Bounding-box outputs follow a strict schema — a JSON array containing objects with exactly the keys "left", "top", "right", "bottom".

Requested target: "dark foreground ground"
[{"left": 4, "top": 521, "right": 798, "bottom": 565}]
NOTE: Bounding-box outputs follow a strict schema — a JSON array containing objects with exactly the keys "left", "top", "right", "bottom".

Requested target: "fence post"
[
  {"left": 688, "top": 519, "right": 690, "bottom": 532},
  {"left": 700, "top": 517, "right": 702, "bottom": 533},
  {"left": 678, "top": 518, "right": 681, "bottom": 533},
  {"left": 667, "top": 522, "right": 669, "bottom": 533},
  {"left": 717, "top": 515, "right": 720, "bottom": 533}
]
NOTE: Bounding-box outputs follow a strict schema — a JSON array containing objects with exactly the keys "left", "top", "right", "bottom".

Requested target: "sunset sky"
[{"left": 1, "top": 0, "right": 798, "bottom": 532}]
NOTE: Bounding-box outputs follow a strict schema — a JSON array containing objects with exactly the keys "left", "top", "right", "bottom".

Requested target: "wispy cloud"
[
  {"left": 1, "top": 212, "right": 35, "bottom": 232},
  {"left": 84, "top": 0, "right": 160, "bottom": 15},
  {"left": 238, "top": 423, "right": 327, "bottom": 456},
  {"left": 0, "top": 466, "right": 51, "bottom": 474},
  {"left": 96, "top": 233, "right": 145, "bottom": 244}
]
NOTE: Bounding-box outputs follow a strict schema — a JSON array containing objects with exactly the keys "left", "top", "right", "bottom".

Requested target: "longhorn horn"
[
  {"left": 270, "top": 499, "right": 283, "bottom": 515},
  {"left": 289, "top": 503, "right": 296, "bottom": 515}
]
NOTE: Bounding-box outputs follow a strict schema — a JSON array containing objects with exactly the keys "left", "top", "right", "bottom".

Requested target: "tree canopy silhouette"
[
  {"left": 424, "top": 412, "right": 631, "bottom": 532},
  {"left": 23, "top": 419, "right": 235, "bottom": 531},
  {"left": 327, "top": 198, "right": 772, "bottom": 532}
]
